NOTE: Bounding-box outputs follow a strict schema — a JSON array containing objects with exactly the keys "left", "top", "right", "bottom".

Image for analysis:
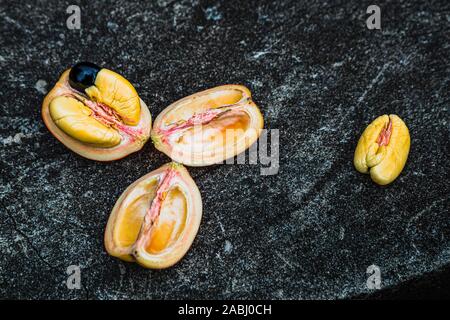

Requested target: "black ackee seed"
[{"left": 68, "top": 62, "right": 101, "bottom": 92}]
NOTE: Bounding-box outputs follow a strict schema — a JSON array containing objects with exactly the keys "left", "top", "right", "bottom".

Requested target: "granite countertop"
[{"left": 0, "top": 0, "right": 449, "bottom": 299}]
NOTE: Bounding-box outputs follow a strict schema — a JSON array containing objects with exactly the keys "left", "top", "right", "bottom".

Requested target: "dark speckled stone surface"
[{"left": 0, "top": 0, "right": 449, "bottom": 299}]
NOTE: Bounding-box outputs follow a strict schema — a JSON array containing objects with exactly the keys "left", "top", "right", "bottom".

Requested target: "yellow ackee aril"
[
  {"left": 116, "top": 186, "right": 187, "bottom": 254},
  {"left": 85, "top": 69, "right": 141, "bottom": 126},
  {"left": 49, "top": 96, "right": 121, "bottom": 147},
  {"left": 177, "top": 110, "right": 251, "bottom": 150},
  {"left": 354, "top": 114, "right": 410, "bottom": 185},
  {"left": 147, "top": 187, "right": 187, "bottom": 254},
  {"left": 117, "top": 194, "right": 154, "bottom": 248}
]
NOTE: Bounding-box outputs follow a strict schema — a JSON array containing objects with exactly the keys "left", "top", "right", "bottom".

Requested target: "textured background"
[{"left": 0, "top": 0, "right": 449, "bottom": 299}]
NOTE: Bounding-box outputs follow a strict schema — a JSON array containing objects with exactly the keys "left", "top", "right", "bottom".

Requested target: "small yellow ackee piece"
[
  {"left": 85, "top": 69, "right": 141, "bottom": 126},
  {"left": 354, "top": 114, "right": 410, "bottom": 185},
  {"left": 49, "top": 96, "right": 121, "bottom": 147}
]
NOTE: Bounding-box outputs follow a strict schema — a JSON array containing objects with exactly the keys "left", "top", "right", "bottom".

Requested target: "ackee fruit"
[
  {"left": 42, "top": 62, "right": 151, "bottom": 161},
  {"left": 151, "top": 85, "right": 264, "bottom": 166},
  {"left": 104, "top": 162, "right": 202, "bottom": 269}
]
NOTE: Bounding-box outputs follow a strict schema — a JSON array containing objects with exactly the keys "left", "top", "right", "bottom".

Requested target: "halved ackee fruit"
[
  {"left": 354, "top": 114, "right": 410, "bottom": 185},
  {"left": 151, "top": 85, "right": 264, "bottom": 166},
  {"left": 42, "top": 62, "right": 151, "bottom": 161},
  {"left": 104, "top": 162, "right": 202, "bottom": 269}
]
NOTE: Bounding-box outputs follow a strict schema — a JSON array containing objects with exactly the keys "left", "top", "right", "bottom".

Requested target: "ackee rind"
[
  {"left": 104, "top": 162, "right": 202, "bottom": 269},
  {"left": 151, "top": 85, "right": 264, "bottom": 166}
]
